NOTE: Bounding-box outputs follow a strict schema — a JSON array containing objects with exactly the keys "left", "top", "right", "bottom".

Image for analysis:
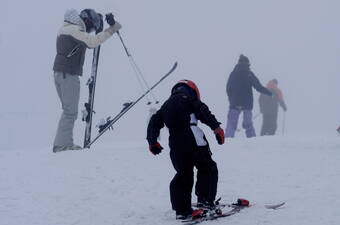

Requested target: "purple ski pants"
[{"left": 225, "top": 109, "right": 256, "bottom": 138}]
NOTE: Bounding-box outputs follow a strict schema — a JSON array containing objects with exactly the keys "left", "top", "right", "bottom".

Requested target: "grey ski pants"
[
  {"left": 53, "top": 71, "right": 80, "bottom": 147},
  {"left": 225, "top": 109, "right": 256, "bottom": 138}
]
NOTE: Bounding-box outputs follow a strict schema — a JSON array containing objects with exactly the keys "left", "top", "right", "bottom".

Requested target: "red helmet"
[{"left": 171, "top": 79, "right": 200, "bottom": 99}]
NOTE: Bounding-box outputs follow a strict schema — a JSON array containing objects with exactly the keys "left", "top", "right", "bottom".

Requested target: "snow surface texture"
[
  {"left": 1, "top": 0, "right": 340, "bottom": 224},
  {"left": 1, "top": 135, "right": 339, "bottom": 225}
]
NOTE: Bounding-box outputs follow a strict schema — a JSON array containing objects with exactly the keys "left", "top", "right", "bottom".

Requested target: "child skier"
[
  {"left": 146, "top": 80, "right": 225, "bottom": 220},
  {"left": 259, "top": 79, "right": 287, "bottom": 136}
]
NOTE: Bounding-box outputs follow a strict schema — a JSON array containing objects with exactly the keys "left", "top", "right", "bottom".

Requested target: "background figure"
[
  {"left": 259, "top": 79, "right": 287, "bottom": 136},
  {"left": 225, "top": 54, "right": 272, "bottom": 138}
]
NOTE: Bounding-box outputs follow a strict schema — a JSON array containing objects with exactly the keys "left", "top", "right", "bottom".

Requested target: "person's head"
[
  {"left": 267, "top": 79, "right": 278, "bottom": 89},
  {"left": 171, "top": 79, "right": 200, "bottom": 99},
  {"left": 272, "top": 79, "right": 278, "bottom": 85},
  {"left": 238, "top": 54, "right": 250, "bottom": 66},
  {"left": 64, "top": 9, "right": 84, "bottom": 27},
  {"left": 79, "top": 9, "right": 102, "bottom": 33}
]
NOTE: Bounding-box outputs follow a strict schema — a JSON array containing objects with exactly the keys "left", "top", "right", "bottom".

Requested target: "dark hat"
[
  {"left": 238, "top": 54, "right": 250, "bottom": 65},
  {"left": 80, "top": 9, "right": 102, "bottom": 33}
]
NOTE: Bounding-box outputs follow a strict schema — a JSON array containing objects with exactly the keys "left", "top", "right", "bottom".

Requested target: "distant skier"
[
  {"left": 259, "top": 79, "right": 287, "bottom": 136},
  {"left": 146, "top": 80, "right": 225, "bottom": 220},
  {"left": 225, "top": 54, "right": 272, "bottom": 138},
  {"left": 52, "top": 9, "right": 121, "bottom": 153}
]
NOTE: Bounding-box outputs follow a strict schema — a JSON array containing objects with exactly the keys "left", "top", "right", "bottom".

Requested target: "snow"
[
  {"left": 1, "top": 134, "right": 340, "bottom": 225},
  {"left": 1, "top": 0, "right": 340, "bottom": 224}
]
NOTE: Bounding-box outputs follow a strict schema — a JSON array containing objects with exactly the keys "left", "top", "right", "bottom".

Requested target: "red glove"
[
  {"left": 149, "top": 142, "right": 163, "bottom": 155},
  {"left": 214, "top": 127, "right": 225, "bottom": 145}
]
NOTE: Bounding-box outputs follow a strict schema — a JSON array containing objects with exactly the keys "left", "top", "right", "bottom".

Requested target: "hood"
[
  {"left": 64, "top": 9, "right": 86, "bottom": 31},
  {"left": 233, "top": 63, "right": 250, "bottom": 72}
]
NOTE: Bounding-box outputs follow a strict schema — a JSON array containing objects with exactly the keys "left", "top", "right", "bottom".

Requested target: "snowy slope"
[{"left": 1, "top": 134, "right": 339, "bottom": 225}]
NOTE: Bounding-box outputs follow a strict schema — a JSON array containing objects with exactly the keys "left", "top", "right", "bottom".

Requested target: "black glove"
[
  {"left": 105, "top": 13, "right": 116, "bottom": 26},
  {"left": 149, "top": 142, "right": 163, "bottom": 155}
]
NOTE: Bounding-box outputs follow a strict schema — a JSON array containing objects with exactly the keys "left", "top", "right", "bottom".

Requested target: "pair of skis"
[{"left": 183, "top": 199, "right": 285, "bottom": 225}]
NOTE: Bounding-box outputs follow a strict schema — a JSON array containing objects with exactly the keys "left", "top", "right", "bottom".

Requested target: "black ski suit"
[{"left": 147, "top": 90, "right": 221, "bottom": 215}]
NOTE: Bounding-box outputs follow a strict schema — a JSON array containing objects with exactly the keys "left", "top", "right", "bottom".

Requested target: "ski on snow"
[
  {"left": 84, "top": 62, "right": 178, "bottom": 149},
  {"left": 183, "top": 199, "right": 285, "bottom": 224}
]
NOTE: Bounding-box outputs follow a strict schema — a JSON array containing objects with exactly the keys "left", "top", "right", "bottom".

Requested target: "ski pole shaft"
[
  {"left": 117, "top": 31, "right": 131, "bottom": 57},
  {"left": 116, "top": 31, "right": 159, "bottom": 103},
  {"left": 282, "top": 112, "right": 286, "bottom": 135}
]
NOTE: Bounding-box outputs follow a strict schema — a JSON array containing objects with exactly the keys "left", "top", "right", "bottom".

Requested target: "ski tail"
[{"left": 85, "top": 62, "right": 178, "bottom": 148}]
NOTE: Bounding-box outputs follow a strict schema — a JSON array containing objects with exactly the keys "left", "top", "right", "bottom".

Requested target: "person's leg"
[
  {"left": 169, "top": 150, "right": 194, "bottom": 216},
  {"left": 242, "top": 110, "right": 256, "bottom": 138},
  {"left": 225, "top": 109, "right": 241, "bottom": 138},
  {"left": 261, "top": 113, "right": 270, "bottom": 136},
  {"left": 194, "top": 146, "right": 218, "bottom": 206},
  {"left": 53, "top": 72, "right": 80, "bottom": 149},
  {"left": 267, "top": 114, "right": 278, "bottom": 135}
]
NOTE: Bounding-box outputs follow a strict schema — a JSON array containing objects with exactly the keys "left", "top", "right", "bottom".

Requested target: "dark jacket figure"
[
  {"left": 259, "top": 79, "right": 287, "bottom": 136},
  {"left": 225, "top": 55, "right": 272, "bottom": 138},
  {"left": 147, "top": 80, "right": 225, "bottom": 219}
]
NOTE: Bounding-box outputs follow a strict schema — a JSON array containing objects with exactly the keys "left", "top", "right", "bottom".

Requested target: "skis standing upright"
[{"left": 82, "top": 28, "right": 103, "bottom": 148}]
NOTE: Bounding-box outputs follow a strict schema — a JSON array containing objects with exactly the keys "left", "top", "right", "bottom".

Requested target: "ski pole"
[
  {"left": 282, "top": 111, "right": 286, "bottom": 136},
  {"left": 117, "top": 31, "right": 159, "bottom": 104}
]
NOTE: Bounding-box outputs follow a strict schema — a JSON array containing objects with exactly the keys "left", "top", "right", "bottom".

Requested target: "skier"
[
  {"left": 225, "top": 54, "right": 272, "bottom": 138},
  {"left": 259, "top": 79, "right": 287, "bottom": 136},
  {"left": 146, "top": 80, "right": 225, "bottom": 220},
  {"left": 52, "top": 9, "right": 121, "bottom": 153}
]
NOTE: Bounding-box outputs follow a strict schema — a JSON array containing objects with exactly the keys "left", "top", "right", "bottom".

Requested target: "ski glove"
[
  {"left": 214, "top": 127, "right": 225, "bottom": 145},
  {"left": 105, "top": 13, "right": 116, "bottom": 26},
  {"left": 149, "top": 142, "right": 163, "bottom": 155}
]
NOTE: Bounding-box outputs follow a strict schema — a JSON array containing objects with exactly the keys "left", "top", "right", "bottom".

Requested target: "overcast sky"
[{"left": 0, "top": 0, "right": 339, "bottom": 149}]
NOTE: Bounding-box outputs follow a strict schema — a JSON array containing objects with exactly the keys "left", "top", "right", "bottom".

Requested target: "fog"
[{"left": 1, "top": 0, "right": 339, "bottom": 150}]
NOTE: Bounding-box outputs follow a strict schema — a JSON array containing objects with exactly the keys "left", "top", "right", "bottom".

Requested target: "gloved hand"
[
  {"left": 214, "top": 127, "right": 225, "bottom": 145},
  {"left": 105, "top": 13, "right": 116, "bottom": 26},
  {"left": 149, "top": 142, "right": 163, "bottom": 155}
]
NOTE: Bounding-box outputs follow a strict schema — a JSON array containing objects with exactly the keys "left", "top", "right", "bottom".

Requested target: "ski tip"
[{"left": 265, "top": 202, "right": 286, "bottom": 209}]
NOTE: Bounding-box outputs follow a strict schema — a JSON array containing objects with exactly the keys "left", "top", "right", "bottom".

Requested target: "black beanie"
[{"left": 238, "top": 54, "right": 250, "bottom": 65}]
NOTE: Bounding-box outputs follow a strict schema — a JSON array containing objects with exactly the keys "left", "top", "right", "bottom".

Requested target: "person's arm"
[
  {"left": 71, "top": 22, "right": 122, "bottom": 48},
  {"left": 146, "top": 110, "right": 165, "bottom": 155},
  {"left": 147, "top": 110, "right": 164, "bottom": 145},
  {"left": 191, "top": 99, "right": 220, "bottom": 130},
  {"left": 250, "top": 73, "right": 272, "bottom": 96},
  {"left": 191, "top": 98, "right": 224, "bottom": 144},
  {"left": 279, "top": 99, "right": 287, "bottom": 111}
]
